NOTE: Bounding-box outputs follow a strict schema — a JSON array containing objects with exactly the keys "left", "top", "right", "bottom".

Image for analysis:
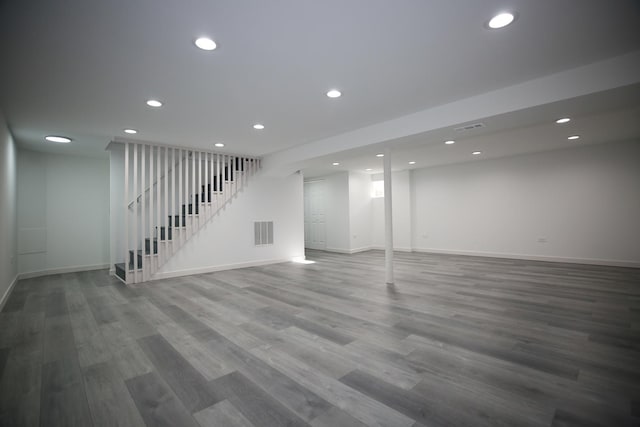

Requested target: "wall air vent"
[
  {"left": 254, "top": 221, "right": 274, "bottom": 246},
  {"left": 454, "top": 122, "right": 485, "bottom": 132}
]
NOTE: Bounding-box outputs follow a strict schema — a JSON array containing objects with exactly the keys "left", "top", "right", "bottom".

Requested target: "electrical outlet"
[
  {"left": 537, "top": 237, "right": 548, "bottom": 243},
  {"left": 422, "top": 234, "right": 428, "bottom": 239}
]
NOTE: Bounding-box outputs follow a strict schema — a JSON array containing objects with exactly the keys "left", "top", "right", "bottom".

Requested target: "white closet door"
[{"left": 303, "top": 180, "right": 326, "bottom": 250}]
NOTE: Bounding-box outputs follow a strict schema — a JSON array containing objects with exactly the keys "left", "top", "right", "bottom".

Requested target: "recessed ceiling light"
[
  {"left": 195, "top": 37, "right": 217, "bottom": 51},
  {"left": 332, "top": 162, "right": 340, "bottom": 166},
  {"left": 45, "top": 135, "right": 72, "bottom": 143},
  {"left": 376, "top": 153, "right": 384, "bottom": 157},
  {"left": 568, "top": 135, "right": 580, "bottom": 140},
  {"left": 556, "top": 117, "right": 571, "bottom": 124},
  {"left": 488, "top": 12, "right": 515, "bottom": 29},
  {"left": 146, "top": 99, "right": 162, "bottom": 107},
  {"left": 408, "top": 161, "right": 416, "bottom": 165},
  {"left": 124, "top": 129, "right": 137, "bottom": 134},
  {"left": 445, "top": 140, "right": 455, "bottom": 145},
  {"left": 365, "top": 168, "right": 372, "bottom": 171},
  {"left": 253, "top": 124, "right": 265, "bottom": 130},
  {"left": 326, "top": 89, "right": 342, "bottom": 98},
  {"left": 214, "top": 143, "right": 225, "bottom": 148},
  {"left": 472, "top": 151, "right": 482, "bottom": 155}
]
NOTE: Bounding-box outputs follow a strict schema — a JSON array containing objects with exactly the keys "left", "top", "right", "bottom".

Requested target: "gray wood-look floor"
[{"left": 1, "top": 249, "right": 639, "bottom": 427}]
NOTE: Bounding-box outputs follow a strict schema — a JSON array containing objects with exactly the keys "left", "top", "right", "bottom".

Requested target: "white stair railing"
[{"left": 121, "top": 142, "right": 260, "bottom": 284}]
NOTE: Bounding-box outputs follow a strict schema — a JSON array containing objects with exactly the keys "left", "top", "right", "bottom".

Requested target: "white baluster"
[
  {"left": 132, "top": 144, "right": 138, "bottom": 283},
  {"left": 141, "top": 144, "right": 147, "bottom": 282},
  {"left": 157, "top": 145, "right": 162, "bottom": 267},
  {"left": 203, "top": 151, "right": 208, "bottom": 220},
  {"left": 198, "top": 150, "right": 202, "bottom": 230},
  {"left": 178, "top": 149, "right": 185, "bottom": 246},
  {"left": 191, "top": 150, "right": 196, "bottom": 234}
]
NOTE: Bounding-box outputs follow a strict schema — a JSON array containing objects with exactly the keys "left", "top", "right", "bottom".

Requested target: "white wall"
[
  {"left": 17, "top": 150, "right": 110, "bottom": 276},
  {"left": 158, "top": 172, "right": 305, "bottom": 277},
  {"left": 348, "top": 172, "right": 372, "bottom": 252},
  {"left": 0, "top": 112, "right": 18, "bottom": 305},
  {"left": 371, "top": 170, "right": 412, "bottom": 251},
  {"left": 109, "top": 144, "right": 124, "bottom": 272},
  {"left": 412, "top": 140, "right": 640, "bottom": 266}
]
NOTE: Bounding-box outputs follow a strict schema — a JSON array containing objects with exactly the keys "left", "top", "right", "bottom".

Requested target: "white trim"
[
  {"left": 152, "top": 258, "right": 290, "bottom": 280},
  {"left": 18, "top": 263, "right": 110, "bottom": 280},
  {"left": 323, "top": 247, "right": 354, "bottom": 254},
  {"left": 412, "top": 247, "right": 640, "bottom": 269},
  {"left": 0, "top": 275, "right": 19, "bottom": 312},
  {"left": 349, "top": 246, "right": 373, "bottom": 254},
  {"left": 368, "top": 245, "right": 412, "bottom": 253}
]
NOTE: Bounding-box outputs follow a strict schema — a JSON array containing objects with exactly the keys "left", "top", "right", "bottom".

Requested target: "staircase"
[{"left": 115, "top": 142, "right": 260, "bottom": 284}]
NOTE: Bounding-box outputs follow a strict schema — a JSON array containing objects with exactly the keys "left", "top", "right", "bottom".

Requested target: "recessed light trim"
[
  {"left": 376, "top": 153, "right": 384, "bottom": 157},
  {"left": 326, "top": 89, "right": 342, "bottom": 98},
  {"left": 253, "top": 124, "right": 265, "bottom": 130},
  {"left": 488, "top": 12, "right": 515, "bottom": 29},
  {"left": 146, "top": 99, "right": 162, "bottom": 108},
  {"left": 408, "top": 161, "right": 416, "bottom": 165},
  {"left": 568, "top": 135, "right": 580, "bottom": 140},
  {"left": 445, "top": 140, "right": 455, "bottom": 145},
  {"left": 195, "top": 37, "right": 217, "bottom": 51},
  {"left": 556, "top": 117, "right": 571, "bottom": 124},
  {"left": 332, "top": 162, "right": 340, "bottom": 166},
  {"left": 365, "top": 168, "right": 372, "bottom": 171},
  {"left": 214, "top": 143, "right": 225, "bottom": 148},
  {"left": 124, "top": 129, "right": 137, "bottom": 134},
  {"left": 472, "top": 151, "right": 482, "bottom": 155},
  {"left": 45, "top": 135, "right": 72, "bottom": 143}
]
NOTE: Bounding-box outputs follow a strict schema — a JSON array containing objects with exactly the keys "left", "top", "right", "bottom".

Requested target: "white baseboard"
[
  {"left": 18, "top": 263, "right": 110, "bottom": 280},
  {"left": 0, "top": 275, "right": 19, "bottom": 312},
  {"left": 152, "top": 258, "right": 290, "bottom": 280},
  {"left": 323, "top": 246, "right": 413, "bottom": 254},
  {"left": 412, "top": 247, "right": 640, "bottom": 268},
  {"left": 323, "top": 247, "right": 354, "bottom": 254},
  {"left": 324, "top": 247, "right": 372, "bottom": 254},
  {"left": 349, "top": 246, "right": 373, "bottom": 254},
  {"left": 369, "top": 245, "right": 413, "bottom": 253}
]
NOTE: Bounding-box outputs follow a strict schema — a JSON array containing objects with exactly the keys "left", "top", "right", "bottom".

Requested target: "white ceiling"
[
  {"left": 1, "top": 0, "right": 640, "bottom": 164},
  {"left": 301, "top": 84, "right": 640, "bottom": 177}
]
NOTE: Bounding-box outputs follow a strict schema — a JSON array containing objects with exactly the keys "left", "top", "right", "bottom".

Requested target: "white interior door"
[{"left": 304, "top": 180, "right": 326, "bottom": 250}]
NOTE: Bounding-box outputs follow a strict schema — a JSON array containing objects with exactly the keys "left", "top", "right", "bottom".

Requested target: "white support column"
[
  {"left": 124, "top": 142, "right": 129, "bottom": 280},
  {"left": 383, "top": 147, "right": 394, "bottom": 285}
]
